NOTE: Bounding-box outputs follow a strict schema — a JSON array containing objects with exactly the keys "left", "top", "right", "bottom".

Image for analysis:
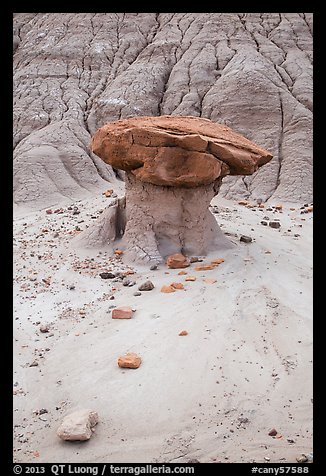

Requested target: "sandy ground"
[{"left": 13, "top": 193, "right": 313, "bottom": 463}]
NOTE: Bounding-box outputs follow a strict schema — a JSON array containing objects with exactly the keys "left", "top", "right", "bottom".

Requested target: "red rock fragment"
[{"left": 112, "top": 306, "right": 133, "bottom": 319}]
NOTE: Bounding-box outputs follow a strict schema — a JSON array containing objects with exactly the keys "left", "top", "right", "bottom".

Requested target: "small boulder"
[
  {"left": 185, "top": 276, "right": 196, "bottom": 281},
  {"left": 57, "top": 409, "right": 99, "bottom": 441},
  {"left": 268, "top": 428, "right": 278, "bottom": 437},
  {"left": 118, "top": 352, "right": 142, "bottom": 369},
  {"left": 166, "top": 253, "right": 190, "bottom": 269},
  {"left": 179, "top": 330, "right": 188, "bottom": 336},
  {"left": 138, "top": 280, "right": 154, "bottom": 291},
  {"left": 112, "top": 307, "right": 133, "bottom": 319}
]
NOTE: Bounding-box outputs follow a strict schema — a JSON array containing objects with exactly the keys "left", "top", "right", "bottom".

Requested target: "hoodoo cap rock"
[{"left": 91, "top": 115, "right": 273, "bottom": 188}]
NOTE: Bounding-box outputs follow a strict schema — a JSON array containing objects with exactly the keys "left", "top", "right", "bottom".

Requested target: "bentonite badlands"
[{"left": 13, "top": 13, "right": 312, "bottom": 464}]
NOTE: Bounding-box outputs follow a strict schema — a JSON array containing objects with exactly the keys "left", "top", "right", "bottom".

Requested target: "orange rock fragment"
[
  {"left": 161, "top": 285, "right": 176, "bottom": 293},
  {"left": 307, "top": 206, "right": 313, "bottom": 212},
  {"left": 290, "top": 207, "right": 296, "bottom": 211},
  {"left": 238, "top": 200, "right": 248, "bottom": 205},
  {"left": 171, "top": 282, "right": 184, "bottom": 290},
  {"left": 194, "top": 264, "right": 215, "bottom": 271},
  {"left": 114, "top": 249, "right": 124, "bottom": 255},
  {"left": 178, "top": 271, "right": 188, "bottom": 275},
  {"left": 185, "top": 276, "right": 196, "bottom": 282},
  {"left": 211, "top": 258, "right": 225, "bottom": 265},
  {"left": 118, "top": 352, "right": 141, "bottom": 369},
  {"left": 259, "top": 204, "right": 265, "bottom": 208},
  {"left": 112, "top": 306, "right": 133, "bottom": 319},
  {"left": 179, "top": 330, "right": 188, "bottom": 336},
  {"left": 166, "top": 253, "right": 190, "bottom": 269},
  {"left": 203, "top": 278, "right": 217, "bottom": 284},
  {"left": 275, "top": 204, "right": 283, "bottom": 210},
  {"left": 102, "top": 189, "right": 113, "bottom": 197}
]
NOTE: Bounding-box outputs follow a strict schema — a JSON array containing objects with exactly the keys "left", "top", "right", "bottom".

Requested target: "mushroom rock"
[{"left": 91, "top": 115, "right": 272, "bottom": 263}]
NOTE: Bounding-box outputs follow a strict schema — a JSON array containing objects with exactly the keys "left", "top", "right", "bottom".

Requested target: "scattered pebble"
[
  {"left": 194, "top": 264, "right": 215, "bottom": 271},
  {"left": 29, "top": 360, "right": 39, "bottom": 367},
  {"left": 268, "top": 428, "right": 278, "bottom": 437},
  {"left": 171, "top": 282, "right": 184, "bottom": 290},
  {"left": 99, "top": 272, "right": 116, "bottom": 279},
  {"left": 161, "top": 285, "right": 176, "bottom": 293},
  {"left": 190, "top": 257, "right": 203, "bottom": 263},
  {"left": 211, "top": 258, "right": 224, "bottom": 265},
  {"left": 269, "top": 221, "right": 281, "bottom": 229},
  {"left": 240, "top": 235, "right": 252, "bottom": 243}
]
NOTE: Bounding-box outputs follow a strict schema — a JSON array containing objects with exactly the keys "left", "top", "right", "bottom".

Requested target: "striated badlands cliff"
[{"left": 13, "top": 13, "right": 313, "bottom": 208}]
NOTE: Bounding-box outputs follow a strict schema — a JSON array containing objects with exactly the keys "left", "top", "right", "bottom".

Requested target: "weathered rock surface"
[
  {"left": 57, "top": 409, "right": 99, "bottom": 441},
  {"left": 13, "top": 13, "right": 312, "bottom": 208}
]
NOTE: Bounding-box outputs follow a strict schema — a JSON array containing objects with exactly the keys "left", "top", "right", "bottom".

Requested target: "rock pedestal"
[
  {"left": 121, "top": 173, "right": 228, "bottom": 262},
  {"left": 88, "top": 115, "right": 272, "bottom": 263}
]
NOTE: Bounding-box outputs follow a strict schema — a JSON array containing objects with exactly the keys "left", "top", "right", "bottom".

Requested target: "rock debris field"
[{"left": 13, "top": 193, "right": 313, "bottom": 463}]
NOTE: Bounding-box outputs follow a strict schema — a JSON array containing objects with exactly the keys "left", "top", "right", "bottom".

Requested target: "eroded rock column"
[{"left": 121, "top": 173, "right": 229, "bottom": 262}]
